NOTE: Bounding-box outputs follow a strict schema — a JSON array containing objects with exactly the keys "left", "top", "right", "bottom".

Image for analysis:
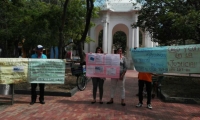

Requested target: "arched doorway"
[
  {"left": 113, "top": 31, "right": 127, "bottom": 54},
  {"left": 98, "top": 30, "right": 103, "bottom": 48}
]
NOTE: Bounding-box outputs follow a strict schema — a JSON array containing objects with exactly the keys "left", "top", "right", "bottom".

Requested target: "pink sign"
[{"left": 86, "top": 53, "right": 120, "bottom": 78}]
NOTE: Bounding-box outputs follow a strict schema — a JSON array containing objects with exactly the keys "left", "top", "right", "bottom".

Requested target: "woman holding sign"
[
  {"left": 91, "top": 47, "right": 105, "bottom": 104},
  {"left": 107, "top": 47, "right": 127, "bottom": 106}
]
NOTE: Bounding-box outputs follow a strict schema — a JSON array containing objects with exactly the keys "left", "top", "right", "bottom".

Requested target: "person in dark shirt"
[{"left": 91, "top": 47, "right": 105, "bottom": 104}]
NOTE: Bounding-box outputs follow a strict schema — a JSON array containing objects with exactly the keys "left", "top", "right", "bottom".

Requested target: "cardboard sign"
[{"left": 86, "top": 53, "right": 120, "bottom": 78}]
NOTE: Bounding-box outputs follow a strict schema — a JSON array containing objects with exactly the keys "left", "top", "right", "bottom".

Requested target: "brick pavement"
[{"left": 0, "top": 70, "right": 200, "bottom": 120}]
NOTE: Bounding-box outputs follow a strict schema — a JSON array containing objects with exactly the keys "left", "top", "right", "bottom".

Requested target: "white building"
[{"left": 84, "top": 0, "right": 158, "bottom": 69}]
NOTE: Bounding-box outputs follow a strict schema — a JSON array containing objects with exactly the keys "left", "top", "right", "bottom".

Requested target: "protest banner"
[
  {"left": 0, "top": 58, "right": 66, "bottom": 84},
  {"left": 130, "top": 44, "right": 200, "bottom": 73},
  {"left": 0, "top": 58, "right": 28, "bottom": 84},
  {"left": 28, "top": 59, "right": 65, "bottom": 84},
  {"left": 86, "top": 53, "right": 120, "bottom": 78}
]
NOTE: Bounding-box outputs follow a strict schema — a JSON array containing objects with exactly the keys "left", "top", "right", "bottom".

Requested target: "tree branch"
[{"left": 80, "top": 0, "right": 94, "bottom": 43}]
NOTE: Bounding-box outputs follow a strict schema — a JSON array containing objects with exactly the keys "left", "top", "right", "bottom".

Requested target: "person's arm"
[{"left": 120, "top": 57, "right": 127, "bottom": 80}]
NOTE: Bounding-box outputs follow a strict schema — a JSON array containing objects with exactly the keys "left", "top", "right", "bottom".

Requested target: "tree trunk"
[
  {"left": 78, "top": 0, "right": 94, "bottom": 62},
  {"left": 77, "top": 41, "right": 84, "bottom": 62},
  {"left": 58, "top": 0, "right": 70, "bottom": 59}
]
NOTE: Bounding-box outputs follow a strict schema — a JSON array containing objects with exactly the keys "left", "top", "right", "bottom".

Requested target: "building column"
[
  {"left": 107, "top": 23, "right": 112, "bottom": 54},
  {"left": 142, "top": 33, "right": 145, "bottom": 47},
  {"left": 103, "top": 21, "right": 108, "bottom": 53},
  {"left": 131, "top": 28, "right": 135, "bottom": 48},
  {"left": 145, "top": 31, "right": 151, "bottom": 47},
  {"left": 128, "top": 27, "right": 135, "bottom": 70},
  {"left": 153, "top": 42, "right": 158, "bottom": 47},
  {"left": 134, "top": 27, "right": 139, "bottom": 47},
  {"left": 84, "top": 43, "right": 89, "bottom": 53},
  {"left": 144, "top": 32, "right": 149, "bottom": 47},
  {"left": 89, "top": 27, "right": 96, "bottom": 52},
  {"left": 150, "top": 41, "right": 154, "bottom": 47},
  {"left": 144, "top": 30, "right": 155, "bottom": 47}
]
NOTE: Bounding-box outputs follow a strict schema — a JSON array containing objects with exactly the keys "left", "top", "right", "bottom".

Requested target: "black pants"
[
  {"left": 31, "top": 83, "right": 45, "bottom": 102},
  {"left": 138, "top": 80, "right": 152, "bottom": 104},
  {"left": 92, "top": 78, "right": 104, "bottom": 100}
]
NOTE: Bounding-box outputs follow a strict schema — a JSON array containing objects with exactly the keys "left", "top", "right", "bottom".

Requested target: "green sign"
[{"left": 28, "top": 59, "right": 65, "bottom": 84}]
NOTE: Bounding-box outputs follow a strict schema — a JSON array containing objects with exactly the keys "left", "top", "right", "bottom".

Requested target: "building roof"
[{"left": 100, "top": 0, "right": 141, "bottom": 12}]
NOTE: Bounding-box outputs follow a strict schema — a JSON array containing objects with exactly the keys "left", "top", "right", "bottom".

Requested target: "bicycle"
[{"left": 70, "top": 62, "right": 90, "bottom": 91}]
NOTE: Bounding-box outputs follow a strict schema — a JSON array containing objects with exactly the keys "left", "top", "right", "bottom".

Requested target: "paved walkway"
[{"left": 0, "top": 70, "right": 200, "bottom": 120}]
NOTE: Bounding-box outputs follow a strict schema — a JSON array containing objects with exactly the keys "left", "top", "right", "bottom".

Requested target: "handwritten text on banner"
[
  {"left": 28, "top": 59, "right": 65, "bottom": 84},
  {"left": 130, "top": 44, "right": 200, "bottom": 73},
  {"left": 0, "top": 58, "right": 65, "bottom": 84},
  {"left": 0, "top": 58, "right": 28, "bottom": 84}
]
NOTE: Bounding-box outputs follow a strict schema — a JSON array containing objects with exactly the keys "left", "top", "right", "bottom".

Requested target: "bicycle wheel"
[{"left": 76, "top": 75, "right": 87, "bottom": 91}]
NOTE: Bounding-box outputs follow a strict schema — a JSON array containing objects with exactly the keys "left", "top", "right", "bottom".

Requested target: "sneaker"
[
  {"left": 147, "top": 104, "right": 152, "bottom": 109},
  {"left": 30, "top": 101, "right": 35, "bottom": 105},
  {"left": 39, "top": 100, "right": 45, "bottom": 104},
  {"left": 136, "top": 103, "right": 142, "bottom": 107}
]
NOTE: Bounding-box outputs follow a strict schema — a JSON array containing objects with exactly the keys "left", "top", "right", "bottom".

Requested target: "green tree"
[
  {"left": 0, "top": 0, "right": 55, "bottom": 57},
  {"left": 0, "top": 0, "right": 98, "bottom": 59},
  {"left": 57, "top": 0, "right": 99, "bottom": 60},
  {"left": 21, "top": 0, "right": 61, "bottom": 57},
  {"left": 0, "top": 0, "right": 30, "bottom": 57},
  {"left": 134, "top": 0, "right": 200, "bottom": 45}
]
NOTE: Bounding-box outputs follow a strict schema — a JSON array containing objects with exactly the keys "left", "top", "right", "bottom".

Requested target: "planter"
[{"left": 0, "top": 84, "right": 13, "bottom": 95}]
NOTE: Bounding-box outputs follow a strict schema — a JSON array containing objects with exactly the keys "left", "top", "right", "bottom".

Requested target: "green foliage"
[
  {"left": 0, "top": 0, "right": 29, "bottom": 56},
  {"left": 0, "top": 0, "right": 99, "bottom": 57},
  {"left": 135, "top": 0, "right": 200, "bottom": 45},
  {"left": 64, "top": 0, "right": 99, "bottom": 45},
  {"left": 23, "top": 3, "right": 62, "bottom": 49}
]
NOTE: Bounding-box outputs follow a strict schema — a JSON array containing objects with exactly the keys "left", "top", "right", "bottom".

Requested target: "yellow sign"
[{"left": 0, "top": 58, "right": 28, "bottom": 84}]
